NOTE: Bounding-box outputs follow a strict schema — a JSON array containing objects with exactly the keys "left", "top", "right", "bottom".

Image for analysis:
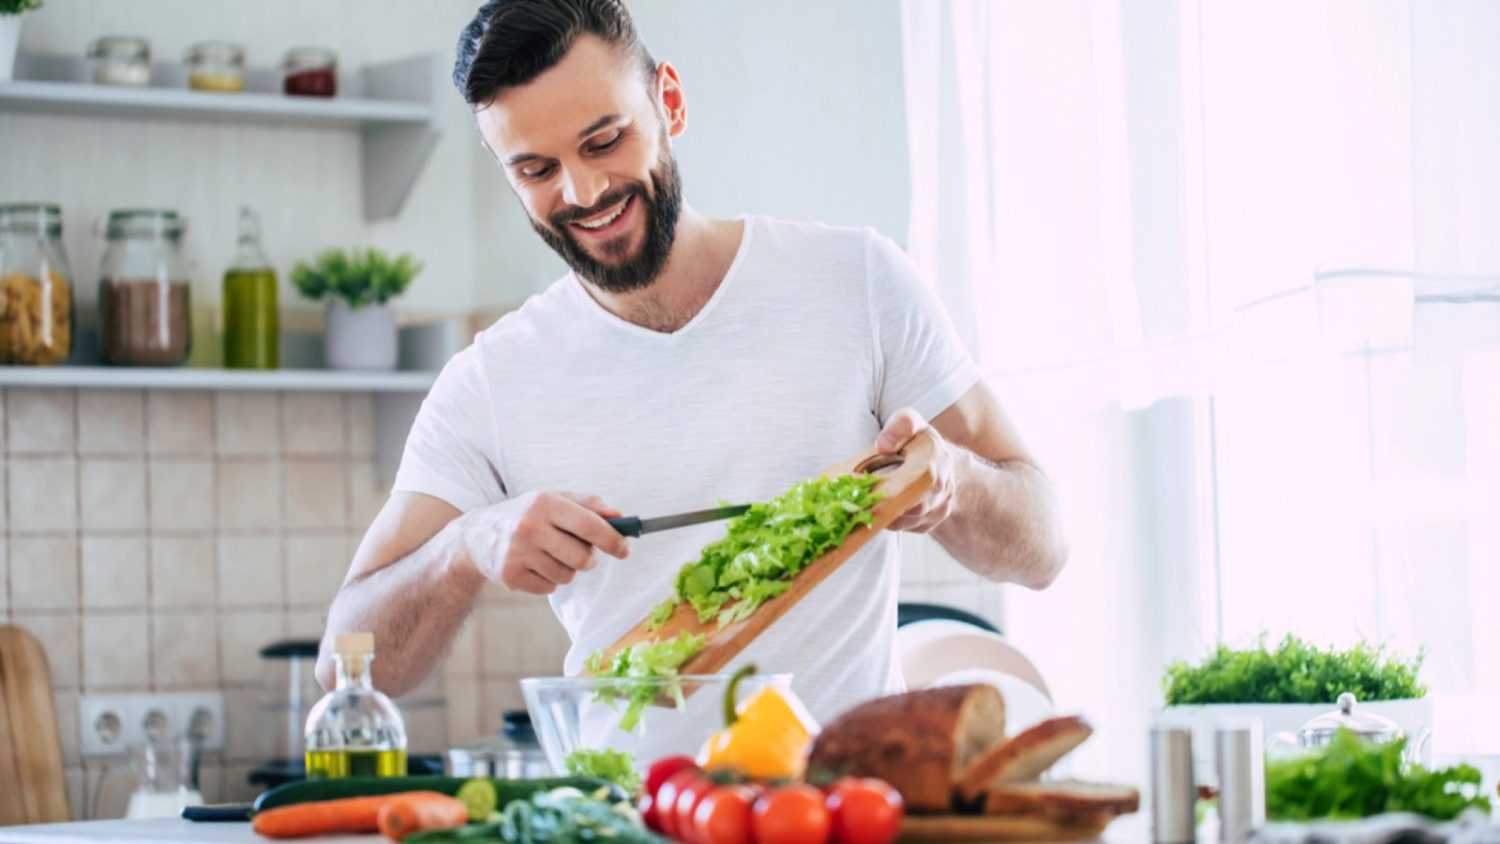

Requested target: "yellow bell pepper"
[{"left": 697, "top": 664, "right": 819, "bottom": 780}]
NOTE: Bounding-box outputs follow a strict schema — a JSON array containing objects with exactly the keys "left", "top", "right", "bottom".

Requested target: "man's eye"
[
  {"left": 586, "top": 131, "right": 624, "bottom": 154},
  {"left": 520, "top": 162, "right": 555, "bottom": 180}
]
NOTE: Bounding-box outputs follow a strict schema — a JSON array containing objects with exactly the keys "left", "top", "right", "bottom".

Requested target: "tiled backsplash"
[{"left": 0, "top": 386, "right": 999, "bottom": 820}]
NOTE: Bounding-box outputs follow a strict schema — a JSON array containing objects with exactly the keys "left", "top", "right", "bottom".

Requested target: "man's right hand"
[{"left": 457, "top": 491, "right": 631, "bottom": 594}]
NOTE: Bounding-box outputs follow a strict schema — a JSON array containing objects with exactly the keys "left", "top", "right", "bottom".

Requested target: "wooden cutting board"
[
  {"left": 900, "top": 813, "right": 1113, "bottom": 842},
  {"left": 0, "top": 624, "right": 70, "bottom": 825},
  {"left": 594, "top": 428, "right": 938, "bottom": 678}
]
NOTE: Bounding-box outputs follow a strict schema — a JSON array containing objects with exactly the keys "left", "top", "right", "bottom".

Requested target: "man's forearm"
[
  {"left": 317, "top": 521, "right": 485, "bottom": 695},
  {"left": 931, "top": 448, "right": 1067, "bottom": 588}
]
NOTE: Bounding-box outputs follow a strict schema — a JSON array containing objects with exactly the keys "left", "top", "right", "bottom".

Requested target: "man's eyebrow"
[
  {"left": 577, "top": 114, "right": 622, "bottom": 140},
  {"left": 505, "top": 152, "right": 546, "bottom": 167}
]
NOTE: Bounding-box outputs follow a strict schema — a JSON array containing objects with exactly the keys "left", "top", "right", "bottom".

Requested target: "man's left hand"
[{"left": 874, "top": 408, "right": 958, "bottom": 534}]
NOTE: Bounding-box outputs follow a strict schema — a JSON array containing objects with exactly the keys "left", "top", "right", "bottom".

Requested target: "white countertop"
[{"left": 0, "top": 818, "right": 374, "bottom": 844}]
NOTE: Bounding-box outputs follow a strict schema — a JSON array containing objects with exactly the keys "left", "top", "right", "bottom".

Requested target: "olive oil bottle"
[
  {"left": 303, "top": 633, "right": 407, "bottom": 779},
  {"left": 222, "top": 206, "right": 278, "bottom": 368}
]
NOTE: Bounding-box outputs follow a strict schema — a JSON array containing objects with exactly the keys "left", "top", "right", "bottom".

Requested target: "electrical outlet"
[{"left": 78, "top": 692, "right": 225, "bottom": 757}]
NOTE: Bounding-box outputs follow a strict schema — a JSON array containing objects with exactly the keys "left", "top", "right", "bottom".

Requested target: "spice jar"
[
  {"left": 87, "top": 36, "right": 152, "bottom": 87},
  {"left": 0, "top": 204, "right": 74, "bottom": 366},
  {"left": 282, "top": 47, "right": 337, "bottom": 98},
  {"left": 98, "top": 210, "right": 193, "bottom": 366},
  {"left": 185, "top": 41, "right": 246, "bottom": 93}
]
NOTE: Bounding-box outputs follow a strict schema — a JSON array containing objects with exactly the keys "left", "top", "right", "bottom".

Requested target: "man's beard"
[{"left": 530, "top": 146, "right": 683, "bottom": 294}]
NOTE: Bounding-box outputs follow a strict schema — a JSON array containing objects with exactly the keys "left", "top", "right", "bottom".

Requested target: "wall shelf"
[
  {"left": 0, "top": 366, "right": 435, "bottom": 392},
  {"left": 3, "top": 51, "right": 446, "bottom": 220}
]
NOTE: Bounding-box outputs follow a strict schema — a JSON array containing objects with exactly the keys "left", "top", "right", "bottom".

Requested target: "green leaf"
[
  {"left": 1162, "top": 634, "right": 1425, "bottom": 705},
  {"left": 564, "top": 749, "right": 641, "bottom": 794},
  {"left": 584, "top": 632, "right": 704, "bottom": 733},
  {"left": 289, "top": 246, "right": 422, "bottom": 309}
]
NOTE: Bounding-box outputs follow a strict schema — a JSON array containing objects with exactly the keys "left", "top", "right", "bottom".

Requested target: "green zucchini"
[{"left": 251, "top": 775, "right": 623, "bottom": 814}]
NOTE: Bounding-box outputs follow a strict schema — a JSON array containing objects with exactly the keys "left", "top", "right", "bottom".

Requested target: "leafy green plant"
[
  {"left": 291, "top": 247, "right": 422, "bottom": 310},
  {"left": 1267, "top": 728, "right": 1490, "bottom": 821},
  {"left": 564, "top": 749, "right": 640, "bottom": 794},
  {"left": 1163, "top": 634, "right": 1425, "bottom": 705},
  {"left": 0, "top": 0, "right": 43, "bottom": 15}
]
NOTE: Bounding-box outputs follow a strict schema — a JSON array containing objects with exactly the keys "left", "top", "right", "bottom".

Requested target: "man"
[{"left": 318, "top": 0, "right": 1066, "bottom": 745}]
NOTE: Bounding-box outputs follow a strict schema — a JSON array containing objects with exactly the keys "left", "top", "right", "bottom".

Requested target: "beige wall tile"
[
  {"left": 217, "top": 460, "right": 281, "bottom": 530},
  {"left": 444, "top": 616, "right": 479, "bottom": 680},
  {"left": 220, "top": 609, "right": 285, "bottom": 684},
  {"left": 9, "top": 457, "right": 78, "bottom": 532},
  {"left": 81, "top": 535, "right": 148, "bottom": 609},
  {"left": 148, "top": 460, "right": 215, "bottom": 530},
  {"left": 79, "top": 459, "right": 147, "bottom": 531},
  {"left": 146, "top": 391, "right": 215, "bottom": 455},
  {"left": 347, "top": 394, "right": 375, "bottom": 456},
  {"left": 284, "top": 459, "right": 347, "bottom": 529},
  {"left": 282, "top": 393, "right": 345, "bottom": 455},
  {"left": 217, "top": 535, "right": 284, "bottom": 607},
  {"left": 445, "top": 680, "right": 482, "bottom": 748},
  {"left": 520, "top": 604, "right": 572, "bottom": 675},
  {"left": 1, "top": 539, "right": 8, "bottom": 616},
  {"left": 149, "top": 535, "right": 216, "bottom": 608},
  {"left": 223, "top": 763, "right": 258, "bottom": 803},
  {"left": 215, "top": 392, "right": 279, "bottom": 456},
  {"left": 86, "top": 759, "right": 135, "bottom": 820},
  {"left": 403, "top": 702, "right": 448, "bottom": 754},
  {"left": 6, "top": 388, "right": 75, "bottom": 453},
  {"left": 77, "top": 390, "right": 145, "bottom": 455},
  {"left": 481, "top": 677, "right": 526, "bottom": 735},
  {"left": 286, "top": 608, "right": 326, "bottom": 639},
  {"left": 152, "top": 612, "right": 220, "bottom": 688},
  {"left": 64, "top": 766, "right": 84, "bottom": 821},
  {"left": 82, "top": 613, "right": 149, "bottom": 689},
  {"left": 11, "top": 612, "right": 80, "bottom": 688},
  {"left": 222, "top": 687, "right": 262, "bottom": 762},
  {"left": 10, "top": 536, "right": 79, "bottom": 611},
  {"left": 196, "top": 762, "right": 225, "bottom": 805},
  {"left": 347, "top": 461, "right": 387, "bottom": 531},
  {"left": 285, "top": 533, "right": 349, "bottom": 608},
  {"left": 479, "top": 605, "right": 522, "bottom": 675},
  {"left": 54, "top": 688, "right": 80, "bottom": 766}
]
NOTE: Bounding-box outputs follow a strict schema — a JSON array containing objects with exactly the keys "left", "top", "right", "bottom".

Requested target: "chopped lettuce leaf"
[
  {"left": 586, "top": 631, "right": 705, "bottom": 732},
  {"left": 564, "top": 748, "right": 641, "bottom": 794},
  {"left": 645, "top": 596, "right": 679, "bottom": 631}
]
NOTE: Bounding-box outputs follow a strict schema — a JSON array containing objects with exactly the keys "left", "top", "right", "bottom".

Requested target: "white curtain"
[{"left": 901, "top": 0, "right": 1500, "bottom": 780}]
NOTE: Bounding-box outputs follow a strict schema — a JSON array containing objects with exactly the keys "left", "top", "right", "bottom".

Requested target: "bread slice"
[
  {"left": 957, "top": 715, "right": 1093, "bottom": 800},
  {"left": 982, "top": 780, "right": 1140, "bottom": 822},
  {"left": 805, "top": 684, "right": 1006, "bottom": 812}
]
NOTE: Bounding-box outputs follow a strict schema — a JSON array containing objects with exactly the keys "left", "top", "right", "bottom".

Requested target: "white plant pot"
[
  {"left": 0, "top": 15, "right": 21, "bottom": 83},
  {"left": 1158, "top": 698, "right": 1434, "bottom": 785},
  {"left": 324, "top": 300, "right": 397, "bottom": 371}
]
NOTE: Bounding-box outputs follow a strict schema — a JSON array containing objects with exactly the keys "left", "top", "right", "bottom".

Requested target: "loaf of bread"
[
  {"left": 805, "top": 684, "right": 1006, "bottom": 813},
  {"left": 956, "top": 715, "right": 1094, "bottom": 801},
  {"left": 981, "top": 780, "right": 1141, "bottom": 822}
]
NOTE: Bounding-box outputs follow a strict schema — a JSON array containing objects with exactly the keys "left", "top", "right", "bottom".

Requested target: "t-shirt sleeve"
[
  {"left": 866, "top": 230, "right": 982, "bottom": 425},
  {"left": 391, "top": 342, "right": 505, "bottom": 513}
]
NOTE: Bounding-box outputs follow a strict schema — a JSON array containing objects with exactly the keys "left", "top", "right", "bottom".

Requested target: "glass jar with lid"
[
  {"left": 282, "top": 47, "right": 338, "bottom": 98},
  {"left": 0, "top": 203, "right": 75, "bottom": 365},
  {"left": 86, "top": 36, "right": 152, "bottom": 87},
  {"left": 98, "top": 209, "right": 193, "bottom": 366},
  {"left": 185, "top": 41, "right": 246, "bottom": 93}
]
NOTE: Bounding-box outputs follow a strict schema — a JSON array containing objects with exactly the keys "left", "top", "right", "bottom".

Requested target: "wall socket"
[{"left": 78, "top": 692, "right": 225, "bottom": 757}]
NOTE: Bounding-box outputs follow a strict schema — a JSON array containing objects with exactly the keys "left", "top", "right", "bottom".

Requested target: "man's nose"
[{"left": 560, "top": 164, "right": 609, "bottom": 211}]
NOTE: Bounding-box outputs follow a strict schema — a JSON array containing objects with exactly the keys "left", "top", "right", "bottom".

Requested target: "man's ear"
[{"left": 655, "top": 61, "right": 687, "bottom": 137}]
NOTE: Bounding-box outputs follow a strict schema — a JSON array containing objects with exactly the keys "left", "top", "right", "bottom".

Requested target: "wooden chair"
[{"left": 0, "top": 624, "right": 70, "bottom": 825}]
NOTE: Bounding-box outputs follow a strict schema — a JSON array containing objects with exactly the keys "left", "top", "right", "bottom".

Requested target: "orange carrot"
[
  {"left": 377, "top": 792, "right": 470, "bottom": 841},
  {"left": 251, "top": 791, "right": 447, "bottom": 839}
]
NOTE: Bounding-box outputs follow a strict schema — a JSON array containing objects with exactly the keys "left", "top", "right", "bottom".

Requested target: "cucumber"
[{"left": 251, "top": 775, "right": 624, "bottom": 814}]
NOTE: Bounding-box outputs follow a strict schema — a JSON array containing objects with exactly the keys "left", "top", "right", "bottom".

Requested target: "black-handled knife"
[{"left": 607, "top": 504, "right": 752, "bottom": 537}]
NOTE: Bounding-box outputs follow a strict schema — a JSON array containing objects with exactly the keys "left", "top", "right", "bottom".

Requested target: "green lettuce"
[
  {"left": 564, "top": 748, "right": 641, "bottom": 794},
  {"left": 1266, "top": 728, "right": 1490, "bottom": 820},
  {"left": 584, "top": 631, "right": 705, "bottom": 732}
]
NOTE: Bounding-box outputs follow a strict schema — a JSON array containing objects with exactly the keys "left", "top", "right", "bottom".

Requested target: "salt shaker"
[
  {"left": 1215, "top": 722, "right": 1265, "bottom": 844},
  {"left": 1151, "top": 725, "right": 1197, "bottom": 844}
]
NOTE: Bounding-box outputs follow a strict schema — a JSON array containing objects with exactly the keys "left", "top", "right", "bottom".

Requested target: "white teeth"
[{"left": 575, "top": 199, "right": 627, "bottom": 230}]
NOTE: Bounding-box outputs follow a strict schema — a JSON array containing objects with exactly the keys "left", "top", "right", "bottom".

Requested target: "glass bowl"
[{"left": 521, "top": 673, "right": 793, "bottom": 775}]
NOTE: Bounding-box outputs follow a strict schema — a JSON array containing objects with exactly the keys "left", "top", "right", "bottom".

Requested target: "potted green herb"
[
  {"left": 1, "top": 0, "right": 42, "bottom": 82},
  {"left": 291, "top": 247, "right": 421, "bottom": 371},
  {"left": 1159, "top": 634, "right": 1431, "bottom": 777}
]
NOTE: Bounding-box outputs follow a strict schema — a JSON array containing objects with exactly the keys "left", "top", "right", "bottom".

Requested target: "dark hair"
[{"left": 453, "top": 0, "right": 657, "bottom": 107}]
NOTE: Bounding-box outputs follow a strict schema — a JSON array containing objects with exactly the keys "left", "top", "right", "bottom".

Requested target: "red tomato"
[
  {"left": 655, "top": 770, "right": 702, "bottom": 840},
  {"left": 639, "top": 791, "right": 660, "bottom": 833},
  {"left": 826, "top": 779, "right": 905, "bottom": 844},
  {"left": 647, "top": 755, "right": 700, "bottom": 800},
  {"left": 693, "top": 785, "right": 756, "bottom": 844},
  {"left": 673, "top": 774, "right": 719, "bottom": 843},
  {"left": 753, "top": 785, "right": 832, "bottom": 844}
]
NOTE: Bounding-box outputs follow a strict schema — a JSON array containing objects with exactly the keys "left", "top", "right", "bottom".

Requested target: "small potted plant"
[
  {"left": 1, "top": 0, "right": 42, "bottom": 82},
  {"left": 1158, "top": 634, "right": 1430, "bottom": 777},
  {"left": 291, "top": 247, "right": 421, "bottom": 371}
]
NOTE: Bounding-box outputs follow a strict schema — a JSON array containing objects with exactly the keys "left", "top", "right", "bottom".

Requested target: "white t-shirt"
[{"left": 393, "top": 215, "right": 979, "bottom": 752}]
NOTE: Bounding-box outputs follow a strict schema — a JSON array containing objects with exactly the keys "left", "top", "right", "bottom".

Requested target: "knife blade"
[{"left": 607, "top": 504, "right": 752, "bottom": 538}]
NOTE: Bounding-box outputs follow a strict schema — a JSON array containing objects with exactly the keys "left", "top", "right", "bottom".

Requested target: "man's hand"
[
  {"left": 875, "top": 408, "right": 958, "bottom": 533},
  {"left": 457, "top": 491, "right": 631, "bottom": 594}
]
